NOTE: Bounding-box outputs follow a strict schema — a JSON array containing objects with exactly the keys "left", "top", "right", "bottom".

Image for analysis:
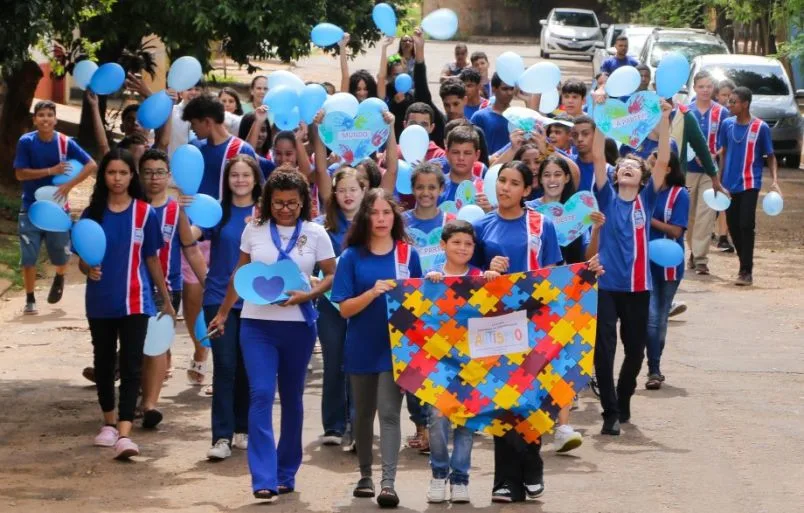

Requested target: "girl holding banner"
[{"left": 331, "top": 188, "right": 423, "bottom": 508}]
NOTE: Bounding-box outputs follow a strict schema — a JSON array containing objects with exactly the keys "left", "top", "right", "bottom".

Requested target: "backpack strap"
[
  {"left": 394, "top": 241, "right": 411, "bottom": 279},
  {"left": 526, "top": 209, "right": 544, "bottom": 272}
]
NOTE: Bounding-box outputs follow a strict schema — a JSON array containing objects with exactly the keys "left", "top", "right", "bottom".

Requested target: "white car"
[{"left": 539, "top": 8, "right": 607, "bottom": 60}]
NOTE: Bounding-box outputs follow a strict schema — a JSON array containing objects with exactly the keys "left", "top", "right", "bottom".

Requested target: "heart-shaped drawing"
[
  {"left": 454, "top": 181, "right": 477, "bottom": 210},
  {"left": 408, "top": 227, "right": 446, "bottom": 273},
  {"left": 592, "top": 91, "right": 662, "bottom": 148},
  {"left": 533, "top": 191, "right": 599, "bottom": 246},
  {"left": 234, "top": 260, "right": 309, "bottom": 305},
  {"left": 318, "top": 105, "right": 390, "bottom": 164},
  {"left": 503, "top": 107, "right": 550, "bottom": 135},
  {"left": 439, "top": 200, "right": 458, "bottom": 215},
  {"left": 253, "top": 275, "right": 285, "bottom": 303}
]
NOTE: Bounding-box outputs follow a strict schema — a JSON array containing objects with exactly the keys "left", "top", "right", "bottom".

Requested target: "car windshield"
[
  {"left": 705, "top": 64, "right": 790, "bottom": 95},
  {"left": 623, "top": 30, "right": 651, "bottom": 56},
  {"left": 552, "top": 12, "right": 597, "bottom": 27},
  {"left": 650, "top": 40, "right": 728, "bottom": 66}
]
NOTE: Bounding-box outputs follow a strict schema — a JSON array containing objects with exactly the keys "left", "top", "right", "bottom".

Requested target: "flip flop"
[
  {"left": 353, "top": 477, "right": 375, "bottom": 498},
  {"left": 377, "top": 487, "right": 399, "bottom": 508},
  {"left": 187, "top": 359, "right": 207, "bottom": 385}
]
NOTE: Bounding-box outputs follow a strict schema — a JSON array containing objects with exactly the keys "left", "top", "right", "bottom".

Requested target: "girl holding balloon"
[
  {"left": 79, "top": 149, "right": 175, "bottom": 460},
  {"left": 339, "top": 34, "right": 379, "bottom": 102},
  {"left": 331, "top": 188, "right": 423, "bottom": 508},
  {"left": 210, "top": 170, "right": 336, "bottom": 502},
  {"left": 314, "top": 166, "right": 368, "bottom": 451}
]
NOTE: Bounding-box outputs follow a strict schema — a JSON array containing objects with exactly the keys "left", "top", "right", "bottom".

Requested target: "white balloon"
[
  {"left": 322, "top": 92, "right": 360, "bottom": 118},
  {"left": 538, "top": 89, "right": 560, "bottom": 114},
  {"left": 457, "top": 204, "right": 485, "bottom": 223},
  {"left": 34, "top": 185, "right": 67, "bottom": 206},
  {"left": 605, "top": 66, "right": 640, "bottom": 97},
  {"left": 399, "top": 125, "right": 430, "bottom": 164},
  {"left": 421, "top": 8, "right": 459, "bottom": 40},
  {"left": 702, "top": 188, "right": 730, "bottom": 211},
  {"left": 495, "top": 52, "right": 525, "bottom": 87}
]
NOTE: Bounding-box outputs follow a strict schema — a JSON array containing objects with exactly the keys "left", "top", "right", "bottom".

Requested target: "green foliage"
[{"left": 635, "top": 0, "right": 709, "bottom": 28}]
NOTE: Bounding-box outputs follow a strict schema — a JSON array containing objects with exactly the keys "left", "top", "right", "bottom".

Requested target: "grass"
[{"left": 0, "top": 235, "right": 24, "bottom": 289}]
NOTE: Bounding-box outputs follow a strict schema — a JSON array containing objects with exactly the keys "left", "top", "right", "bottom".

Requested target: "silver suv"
[{"left": 539, "top": 8, "right": 607, "bottom": 60}]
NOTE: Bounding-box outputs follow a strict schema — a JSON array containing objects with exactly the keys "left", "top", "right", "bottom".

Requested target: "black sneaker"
[
  {"left": 253, "top": 490, "right": 278, "bottom": 502},
  {"left": 142, "top": 409, "right": 163, "bottom": 429},
  {"left": 601, "top": 418, "right": 621, "bottom": 436},
  {"left": 525, "top": 482, "right": 545, "bottom": 500},
  {"left": 717, "top": 236, "right": 735, "bottom": 253},
  {"left": 47, "top": 274, "right": 64, "bottom": 304},
  {"left": 491, "top": 487, "right": 513, "bottom": 503}
]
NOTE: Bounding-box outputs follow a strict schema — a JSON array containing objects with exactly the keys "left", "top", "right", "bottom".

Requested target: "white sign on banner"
[{"left": 468, "top": 310, "right": 529, "bottom": 358}]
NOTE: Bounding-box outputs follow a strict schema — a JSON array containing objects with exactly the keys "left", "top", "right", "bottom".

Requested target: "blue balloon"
[
  {"left": 194, "top": 309, "right": 211, "bottom": 348},
  {"left": 396, "top": 160, "right": 413, "bottom": 194},
  {"left": 275, "top": 107, "right": 301, "bottom": 131},
  {"left": 52, "top": 159, "right": 83, "bottom": 185},
  {"left": 702, "top": 188, "right": 730, "bottom": 211},
  {"left": 299, "top": 83, "right": 328, "bottom": 124},
  {"left": 167, "top": 56, "right": 203, "bottom": 92},
  {"left": 762, "top": 191, "right": 783, "bottom": 216},
  {"left": 649, "top": 239, "right": 684, "bottom": 267},
  {"left": 171, "top": 145, "right": 204, "bottom": 195},
  {"left": 605, "top": 66, "right": 641, "bottom": 97},
  {"left": 394, "top": 73, "right": 413, "bottom": 94},
  {"left": 264, "top": 85, "right": 298, "bottom": 115},
  {"left": 357, "top": 97, "right": 389, "bottom": 117},
  {"left": 28, "top": 201, "right": 72, "bottom": 232},
  {"left": 143, "top": 315, "right": 176, "bottom": 356},
  {"left": 457, "top": 204, "right": 485, "bottom": 223},
  {"left": 311, "top": 23, "right": 345, "bottom": 48},
  {"left": 398, "top": 125, "right": 430, "bottom": 164},
  {"left": 71, "top": 219, "right": 106, "bottom": 266},
  {"left": 421, "top": 8, "right": 459, "bottom": 40},
  {"left": 495, "top": 52, "right": 524, "bottom": 87},
  {"left": 137, "top": 90, "right": 173, "bottom": 129},
  {"left": 268, "top": 71, "right": 305, "bottom": 93},
  {"left": 483, "top": 163, "right": 501, "bottom": 206},
  {"left": 185, "top": 194, "right": 222, "bottom": 229},
  {"left": 373, "top": 3, "right": 398, "bottom": 36},
  {"left": 518, "top": 62, "right": 561, "bottom": 94},
  {"left": 655, "top": 52, "right": 690, "bottom": 98},
  {"left": 72, "top": 60, "right": 98, "bottom": 90},
  {"left": 89, "top": 63, "right": 125, "bottom": 95}
]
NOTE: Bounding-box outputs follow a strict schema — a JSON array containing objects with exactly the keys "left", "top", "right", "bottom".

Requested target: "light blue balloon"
[
  {"left": 394, "top": 73, "right": 413, "bottom": 94},
  {"left": 655, "top": 52, "right": 689, "bottom": 98},
  {"left": 171, "top": 144, "right": 204, "bottom": 195},
  {"left": 186, "top": 194, "right": 222, "bottom": 229},
  {"left": 311, "top": 23, "right": 345, "bottom": 48},
  {"left": 702, "top": 188, "right": 730, "bottom": 212},
  {"left": 137, "top": 90, "right": 173, "bottom": 129},
  {"left": 762, "top": 191, "right": 783, "bottom": 216},
  {"left": 52, "top": 159, "right": 83, "bottom": 185},
  {"left": 73, "top": 60, "right": 98, "bottom": 90},
  {"left": 299, "top": 83, "right": 328, "bottom": 124},
  {"left": 194, "top": 309, "right": 210, "bottom": 348},
  {"left": 167, "top": 56, "right": 203, "bottom": 92},
  {"left": 605, "top": 66, "right": 641, "bottom": 97},
  {"left": 357, "top": 97, "right": 389, "bottom": 117},
  {"left": 268, "top": 71, "right": 305, "bottom": 93},
  {"left": 144, "top": 315, "right": 176, "bottom": 356},
  {"left": 264, "top": 85, "right": 298, "bottom": 115},
  {"left": 275, "top": 107, "right": 301, "bottom": 131},
  {"left": 28, "top": 201, "right": 72, "bottom": 232},
  {"left": 421, "top": 8, "right": 459, "bottom": 40},
  {"left": 89, "top": 63, "right": 125, "bottom": 95},
  {"left": 323, "top": 92, "right": 359, "bottom": 118},
  {"left": 495, "top": 52, "right": 524, "bottom": 87},
  {"left": 398, "top": 124, "right": 429, "bottom": 164},
  {"left": 457, "top": 204, "right": 485, "bottom": 223},
  {"left": 71, "top": 219, "right": 106, "bottom": 266},
  {"left": 396, "top": 160, "right": 413, "bottom": 194},
  {"left": 483, "top": 163, "right": 501, "bottom": 206},
  {"left": 518, "top": 62, "right": 561, "bottom": 94},
  {"left": 648, "top": 239, "right": 684, "bottom": 267},
  {"left": 372, "top": 3, "right": 398, "bottom": 36}
]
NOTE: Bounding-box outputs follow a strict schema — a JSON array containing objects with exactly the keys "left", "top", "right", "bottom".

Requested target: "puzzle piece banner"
[{"left": 387, "top": 263, "right": 597, "bottom": 444}]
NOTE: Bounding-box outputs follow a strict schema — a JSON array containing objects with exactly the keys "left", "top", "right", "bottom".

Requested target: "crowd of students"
[{"left": 12, "top": 29, "right": 780, "bottom": 508}]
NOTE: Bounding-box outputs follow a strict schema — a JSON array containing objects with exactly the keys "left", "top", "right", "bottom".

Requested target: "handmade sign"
[
  {"left": 234, "top": 260, "right": 310, "bottom": 305},
  {"left": 533, "top": 191, "right": 598, "bottom": 247},
  {"left": 454, "top": 180, "right": 477, "bottom": 210},
  {"left": 593, "top": 91, "right": 662, "bottom": 148},
  {"left": 439, "top": 201, "right": 458, "bottom": 215},
  {"left": 387, "top": 263, "right": 598, "bottom": 443},
  {"left": 503, "top": 107, "right": 550, "bottom": 135},
  {"left": 408, "top": 227, "right": 446, "bottom": 274},
  {"left": 318, "top": 108, "right": 390, "bottom": 164}
]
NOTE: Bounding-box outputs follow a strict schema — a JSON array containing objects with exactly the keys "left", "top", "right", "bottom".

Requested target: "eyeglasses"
[
  {"left": 271, "top": 200, "right": 300, "bottom": 211},
  {"left": 618, "top": 161, "right": 642, "bottom": 171},
  {"left": 141, "top": 168, "right": 169, "bottom": 178},
  {"left": 335, "top": 187, "right": 361, "bottom": 195}
]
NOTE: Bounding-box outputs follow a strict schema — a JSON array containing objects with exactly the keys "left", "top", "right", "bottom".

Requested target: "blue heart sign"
[
  {"left": 593, "top": 91, "right": 662, "bottom": 148},
  {"left": 318, "top": 106, "right": 390, "bottom": 164},
  {"left": 533, "top": 191, "right": 599, "bottom": 247},
  {"left": 408, "top": 227, "right": 446, "bottom": 273},
  {"left": 234, "top": 260, "right": 310, "bottom": 305}
]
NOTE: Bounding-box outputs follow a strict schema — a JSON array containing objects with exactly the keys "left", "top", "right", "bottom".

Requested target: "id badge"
[{"left": 396, "top": 264, "right": 410, "bottom": 279}]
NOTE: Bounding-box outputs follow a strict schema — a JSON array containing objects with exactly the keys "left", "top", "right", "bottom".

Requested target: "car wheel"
[
  {"left": 543, "top": 51, "right": 550, "bottom": 59},
  {"left": 787, "top": 154, "right": 801, "bottom": 169}
]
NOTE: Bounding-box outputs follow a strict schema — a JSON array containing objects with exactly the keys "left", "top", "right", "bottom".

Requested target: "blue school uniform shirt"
[
  {"left": 404, "top": 210, "right": 445, "bottom": 234},
  {"left": 192, "top": 136, "right": 256, "bottom": 199},
  {"left": 331, "top": 243, "right": 422, "bottom": 374},
  {"left": 314, "top": 211, "right": 351, "bottom": 257},
  {"left": 152, "top": 199, "right": 183, "bottom": 292},
  {"left": 471, "top": 211, "right": 562, "bottom": 272},
  {"left": 81, "top": 200, "right": 163, "bottom": 318},
  {"left": 470, "top": 108, "right": 510, "bottom": 155},
  {"left": 202, "top": 204, "right": 253, "bottom": 308},
  {"left": 687, "top": 103, "right": 727, "bottom": 173},
  {"left": 573, "top": 157, "right": 615, "bottom": 192},
  {"left": 619, "top": 139, "right": 679, "bottom": 160},
  {"left": 717, "top": 117, "right": 773, "bottom": 193},
  {"left": 600, "top": 55, "right": 639, "bottom": 75},
  {"left": 13, "top": 131, "right": 92, "bottom": 211},
  {"left": 650, "top": 186, "right": 689, "bottom": 282},
  {"left": 594, "top": 176, "right": 659, "bottom": 292},
  {"left": 257, "top": 156, "right": 276, "bottom": 182}
]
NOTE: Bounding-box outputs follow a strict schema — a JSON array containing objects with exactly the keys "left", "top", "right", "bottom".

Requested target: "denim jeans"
[
  {"left": 204, "top": 305, "right": 249, "bottom": 443},
  {"left": 646, "top": 277, "right": 680, "bottom": 376},
  {"left": 406, "top": 392, "right": 428, "bottom": 426},
  {"left": 428, "top": 411, "right": 473, "bottom": 485},
  {"left": 317, "top": 299, "right": 353, "bottom": 435}
]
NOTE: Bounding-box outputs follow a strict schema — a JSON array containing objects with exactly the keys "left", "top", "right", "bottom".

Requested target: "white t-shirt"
[
  {"left": 240, "top": 220, "right": 335, "bottom": 321},
  {"left": 168, "top": 102, "right": 192, "bottom": 157},
  {"left": 224, "top": 111, "right": 242, "bottom": 137}
]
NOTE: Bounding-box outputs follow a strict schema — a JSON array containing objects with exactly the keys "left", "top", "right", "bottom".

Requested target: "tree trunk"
[{"left": 0, "top": 61, "right": 43, "bottom": 187}]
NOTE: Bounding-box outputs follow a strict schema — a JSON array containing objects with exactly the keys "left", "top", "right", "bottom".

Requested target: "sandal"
[
  {"left": 645, "top": 374, "right": 662, "bottom": 390},
  {"left": 353, "top": 477, "right": 375, "bottom": 498},
  {"left": 253, "top": 490, "right": 277, "bottom": 502},
  {"left": 277, "top": 485, "right": 294, "bottom": 495},
  {"left": 187, "top": 359, "right": 207, "bottom": 385},
  {"left": 376, "top": 487, "right": 399, "bottom": 508},
  {"left": 203, "top": 384, "right": 214, "bottom": 396}
]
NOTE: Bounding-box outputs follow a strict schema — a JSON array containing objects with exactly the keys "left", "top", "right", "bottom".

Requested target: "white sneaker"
[
  {"left": 207, "top": 439, "right": 232, "bottom": 460},
  {"left": 426, "top": 478, "right": 448, "bottom": 503},
  {"left": 450, "top": 483, "right": 470, "bottom": 503},
  {"left": 233, "top": 433, "right": 248, "bottom": 450},
  {"left": 554, "top": 425, "right": 583, "bottom": 453},
  {"left": 669, "top": 301, "right": 687, "bottom": 318}
]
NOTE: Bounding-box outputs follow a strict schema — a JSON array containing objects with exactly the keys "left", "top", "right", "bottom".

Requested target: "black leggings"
[
  {"left": 725, "top": 189, "right": 759, "bottom": 275},
  {"left": 88, "top": 315, "right": 149, "bottom": 422},
  {"left": 493, "top": 432, "right": 543, "bottom": 501}
]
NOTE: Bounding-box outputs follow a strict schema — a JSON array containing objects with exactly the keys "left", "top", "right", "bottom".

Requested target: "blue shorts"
[{"left": 18, "top": 212, "right": 71, "bottom": 267}]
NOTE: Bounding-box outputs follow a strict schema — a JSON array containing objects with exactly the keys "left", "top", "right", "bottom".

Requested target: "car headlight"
[{"left": 775, "top": 115, "right": 802, "bottom": 129}]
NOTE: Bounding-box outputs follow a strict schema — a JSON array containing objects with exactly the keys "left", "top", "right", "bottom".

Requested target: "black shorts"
[{"left": 153, "top": 289, "right": 182, "bottom": 312}]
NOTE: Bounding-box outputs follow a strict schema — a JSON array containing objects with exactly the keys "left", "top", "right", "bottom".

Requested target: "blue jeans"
[
  {"left": 646, "top": 278, "right": 680, "bottom": 376},
  {"left": 240, "top": 319, "right": 316, "bottom": 493},
  {"left": 317, "top": 299, "right": 353, "bottom": 435},
  {"left": 428, "top": 411, "right": 473, "bottom": 484},
  {"left": 203, "top": 305, "right": 249, "bottom": 443},
  {"left": 407, "top": 392, "right": 428, "bottom": 426}
]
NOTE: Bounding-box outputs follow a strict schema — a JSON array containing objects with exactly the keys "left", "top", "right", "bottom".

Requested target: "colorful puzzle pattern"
[{"left": 387, "top": 263, "right": 598, "bottom": 443}]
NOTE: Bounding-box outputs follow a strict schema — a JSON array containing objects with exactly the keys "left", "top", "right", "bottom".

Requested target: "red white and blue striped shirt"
[
  {"left": 649, "top": 186, "right": 689, "bottom": 282},
  {"left": 153, "top": 198, "right": 182, "bottom": 292}
]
